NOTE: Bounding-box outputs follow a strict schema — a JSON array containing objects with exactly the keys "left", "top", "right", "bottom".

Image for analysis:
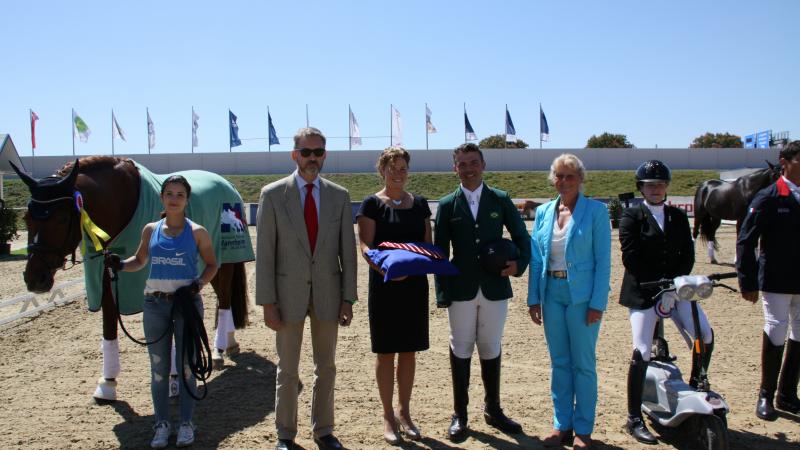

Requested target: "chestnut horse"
[
  {"left": 12, "top": 157, "right": 252, "bottom": 402},
  {"left": 693, "top": 162, "right": 781, "bottom": 263}
]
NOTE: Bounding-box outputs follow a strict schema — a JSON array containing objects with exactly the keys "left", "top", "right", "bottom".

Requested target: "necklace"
[{"left": 391, "top": 198, "right": 403, "bottom": 205}]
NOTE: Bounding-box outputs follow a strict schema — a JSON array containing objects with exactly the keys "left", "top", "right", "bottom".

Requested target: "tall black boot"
[
  {"left": 757, "top": 332, "right": 784, "bottom": 421},
  {"left": 448, "top": 348, "right": 470, "bottom": 442},
  {"left": 690, "top": 329, "right": 714, "bottom": 390},
  {"left": 776, "top": 339, "right": 800, "bottom": 414},
  {"left": 480, "top": 354, "right": 522, "bottom": 434},
  {"left": 626, "top": 350, "right": 657, "bottom": 445}
]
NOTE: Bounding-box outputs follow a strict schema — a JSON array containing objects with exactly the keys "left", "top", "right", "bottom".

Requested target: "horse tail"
[
  {"left": 693, "top": 183, "right": 720, "bottom": 250},
  {"left": 230, "top": 261, "right": 249, "bottom": 329}
]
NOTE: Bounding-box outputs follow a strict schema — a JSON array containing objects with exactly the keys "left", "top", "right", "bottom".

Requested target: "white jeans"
[
  {"left": 629, "top": 293, "right": 712, "bottom": 362},
  {"left": 762, "top": 292, "right": 800, "bottom": 346},
  {"left": 447, "top": 288, "right": 508, "bottom": 359}
]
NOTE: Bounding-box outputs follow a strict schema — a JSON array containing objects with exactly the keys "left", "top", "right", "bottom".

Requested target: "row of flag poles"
[{"left": 28, "top": 105, "right": 550, "bottom": 154}]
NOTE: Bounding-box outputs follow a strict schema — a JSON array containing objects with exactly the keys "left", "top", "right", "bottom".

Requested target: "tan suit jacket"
[{"left": 255, "top": 174, "right": 357, "bottom": 323}]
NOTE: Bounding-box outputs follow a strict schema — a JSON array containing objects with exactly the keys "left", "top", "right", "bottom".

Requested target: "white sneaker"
[
  {"left": 176, "top": 421, "right": 196, "bottom": 447},
  {"left": 150, "top": 421, "right": 171, "bottom": 449}
]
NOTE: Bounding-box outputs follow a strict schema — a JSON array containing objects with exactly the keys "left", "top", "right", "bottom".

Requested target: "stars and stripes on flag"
[
  {"left": 72, "top": 109, "right": 91, "bottom": 142},
  {"left": 505, "top": 108, "right": 516, "bottom": 143},
  {"left": 268, "top": 112, "right": 280, "bottom": 145},
  {"left": 378, "top": 241, "right": 445, "bottom": 260},
  {"left": 192, "top": 108, "right": 200, "bottom": 148},
  {"left": 464, "top": 111, "right": 477, "bottom": 141},
  {"left": 229, "top": 110, "right": 242, "bottom": 148},
  {"left": 147, "top": 109, "right": 156, "bottom": 149},
  {"left": 112, "top": 110, "right": 126, "bottom": 141},
  {"left": 540, "top": 105, "right": 550, "bottom": 142},
  {"left": 426, "top": 105, "right": 437, "bottom": 134},
  {"left": 30, "top": 110, "right": 39, "bottom": 149},
  {"left": 349, "top": 108, "right": 362, "bottom": 147},
  {"left": 391, "top": 105, "right": 403, "bottom": 147}
]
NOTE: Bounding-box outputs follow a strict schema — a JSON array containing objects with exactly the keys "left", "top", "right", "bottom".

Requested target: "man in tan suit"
[{"left": 256, "top": 127, "right": 357, "bottom": 450}]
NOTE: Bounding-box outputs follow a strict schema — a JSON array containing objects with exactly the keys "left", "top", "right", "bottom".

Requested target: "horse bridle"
[{"left": 26, "top": 195, "right": 83, "bottom": 271}]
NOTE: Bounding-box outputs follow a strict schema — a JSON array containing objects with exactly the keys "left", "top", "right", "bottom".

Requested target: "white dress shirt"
[
  {"left": 460, "top": 183, "right": 484, "bottom": 220},
  {"left": 294, "top": 170, "right": 320, "bottom": 220}
]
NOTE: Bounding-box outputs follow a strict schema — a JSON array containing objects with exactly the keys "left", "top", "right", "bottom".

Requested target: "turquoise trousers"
[{"left": 542, "top": 277, "right": 601, "bottom": 435}]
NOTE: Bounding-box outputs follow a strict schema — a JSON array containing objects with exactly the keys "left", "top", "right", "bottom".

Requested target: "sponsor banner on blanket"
[{"left": 221, "top": 202, "right": 249, "bottom": 251}]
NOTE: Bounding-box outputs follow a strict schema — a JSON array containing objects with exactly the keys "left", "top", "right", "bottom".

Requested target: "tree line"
[{"left": 477, "top": 132, "right": 744, "bottom": 149}]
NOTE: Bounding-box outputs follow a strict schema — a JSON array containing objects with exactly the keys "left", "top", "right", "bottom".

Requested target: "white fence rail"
[{"left": 0, "top": 279, "right": 85, "bottom": 327}]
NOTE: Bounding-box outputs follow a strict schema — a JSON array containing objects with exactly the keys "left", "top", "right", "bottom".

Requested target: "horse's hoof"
[
  {"left": 212, "top": 350, "right": 225, "bottom": 370},
  {"left": 225, "top": 342, "right": 240, "bottom": 357},
  {"left": 93, "top": 377, "right": 117, "bottom": 403}
]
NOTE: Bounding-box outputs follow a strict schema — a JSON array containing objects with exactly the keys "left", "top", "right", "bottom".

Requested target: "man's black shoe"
[
  {"left": 275, "top": 439, "right": 294, "bottom": 450},
  {"left": 448, "top": 414, "right": 468, "bottom": 442},
  {"left": 484, "top": 408, "right": 522, "bottom": 434},
  {"left": 314, "top": 434, "right": 344, "bottom": 450},
  {"left": 756, "top": 389, "right": 778, "bottom": 421},
  {"left": 625, "top": 416, "right": 657, "bottom": 445}
]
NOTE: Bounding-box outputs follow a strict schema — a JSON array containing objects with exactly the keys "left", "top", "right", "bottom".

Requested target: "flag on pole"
[
  {"left": 30, "top": 110, "right": 39, "bottom": 149},
  {"left": 464, "top": 111, "right": 477, "bottom": 141},
  {"left": 391, "top": 105, "right": 403, "bottom": 147},
  {"left": 192, "top": 108, "right": 200, "bottom": 148},
  {"left": 505, "top": 107, "right": 516, "bottom": 143},
  {"left": 229, "top": 110, "right": 241, "bottom": 148},
  {"left": 73, "top": 110, "right": 91, "bottom": 142},
  {"left": 147, "top": 109, "right": 156, "bottom": 149},
  {"left": 268, "top": 113, "right": 280, "bottom": 145},
  {"left": 349, "top": 108, "right": 362, "bottom": 147},
  {"left": 426, "top": 105, "right": 437, "bottom": 133},
  {"left": 540, "top": 106, "right": 550, "bottom": 142},
  {"left": 112, "top": 110, "right": 126, "bottom": 141}
]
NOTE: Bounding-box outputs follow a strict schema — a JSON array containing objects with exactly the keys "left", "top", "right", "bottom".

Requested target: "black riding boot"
[
  {"left": 448, "top": 348, "right": 470, "bottom": 442},
  {"left": 757, "top": 332, "right": 784, "bottom": 421},
  {"left": 480, "top": 354, "right": 522, "bottom": 434},
  {"left": 776, "top": 339, "right": 800, "bottom": 414},
  {"left": 690, "top": 329, "right": 714, "bottom": 390},
  {"left": 626, "top": 350, "right": 657, "bottom": 445}
]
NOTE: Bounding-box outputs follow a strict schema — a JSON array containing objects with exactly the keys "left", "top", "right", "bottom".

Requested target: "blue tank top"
[{"left": 144, "top": 218, "right": 199, "bottom": 294}]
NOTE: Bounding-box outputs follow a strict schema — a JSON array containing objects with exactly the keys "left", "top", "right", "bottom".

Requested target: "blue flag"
[
  {"left": 229, "top": 110, "right": 241, "bottom": 148},
  {"left": 505, "top": 108, "right": 516, "bottom": 143},
  {"left": 540, "top": 106, "right": 550, "bottom": 142},
  {"left": 268, "top": 113, "right": 280, "bottom": 145},
  {"left": 464, "top": 112, "right": 477, "bottom": 141}
]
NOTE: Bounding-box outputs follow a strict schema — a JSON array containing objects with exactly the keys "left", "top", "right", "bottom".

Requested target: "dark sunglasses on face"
[{"left": 297, "top": 147, "right": 326, "bottom": 157}]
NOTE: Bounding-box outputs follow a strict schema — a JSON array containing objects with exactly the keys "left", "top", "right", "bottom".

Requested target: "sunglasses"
[{"left": 297, "top": 147, "right": 326, "bottom": 157}]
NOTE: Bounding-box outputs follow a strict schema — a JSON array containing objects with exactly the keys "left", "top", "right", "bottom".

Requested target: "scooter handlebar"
[
  {"left": 708, "top": 272, "right": 738, "bottom": 281},
  {"left": 639, "top": 278, "right": 672, "bottom": 290}
]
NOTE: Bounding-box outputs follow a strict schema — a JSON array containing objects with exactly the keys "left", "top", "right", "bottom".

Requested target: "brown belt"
[
  {"left": 148, "top": 291, "right": 176, "bottom": 301},
  {"left": 547, "top": 270, "right": 568, "bottom": 279}
]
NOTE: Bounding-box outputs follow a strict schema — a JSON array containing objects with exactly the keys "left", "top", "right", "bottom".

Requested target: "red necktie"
[{"left": 304, "top": 183, "right": 318, "bottom": 253}]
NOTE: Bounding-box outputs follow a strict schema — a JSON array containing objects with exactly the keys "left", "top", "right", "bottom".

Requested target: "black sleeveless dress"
[{"left": 357, "top": 195, "right": 431, "bottom": 353}]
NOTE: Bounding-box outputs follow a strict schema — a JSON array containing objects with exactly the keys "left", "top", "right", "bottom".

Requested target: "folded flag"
[
  {"left": 378, "top": 241, "right": 444, "bottom": 259},
  {"left": 366, "top": 242, "right": 458, "bottom": 282}
]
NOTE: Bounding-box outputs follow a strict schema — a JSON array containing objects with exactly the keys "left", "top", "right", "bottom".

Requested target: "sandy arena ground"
[{"left": 0, "top": 225, "right": 798, "bottom": 449}]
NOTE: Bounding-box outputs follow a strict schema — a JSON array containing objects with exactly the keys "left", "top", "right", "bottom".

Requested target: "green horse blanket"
[{"left": 82, "top": 162, "right": 254, "bottom": 314}]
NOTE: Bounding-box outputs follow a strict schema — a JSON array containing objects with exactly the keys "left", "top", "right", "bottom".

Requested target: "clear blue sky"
[{"left": 2, "top": 0, "right": 798, "bottom": 157}]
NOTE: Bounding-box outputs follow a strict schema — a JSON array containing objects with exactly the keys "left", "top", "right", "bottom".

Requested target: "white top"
[
  {"left": 460, "top": 182, "right": 483, "bottom": 220},
  {"left": 644, "top": 200, "right": 665, "bottom": 232},
  {"left": 548, "top": 216, "right": 570, "bottom": 271},
  {"left": 783, "top": 176, "right": 800, "bottom": 203}
]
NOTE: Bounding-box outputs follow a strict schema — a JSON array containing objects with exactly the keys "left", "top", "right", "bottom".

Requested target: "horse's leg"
[
  {"left": 210, "top": 264, "right": 237, "bottom": 369},
  {"left": 94, "top": 273, "right": 120, "bottom": 403}
]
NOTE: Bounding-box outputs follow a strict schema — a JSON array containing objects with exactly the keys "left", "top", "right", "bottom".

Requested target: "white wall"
[{"left": 20, "top": 147, "right": 780, "bottom": 178}]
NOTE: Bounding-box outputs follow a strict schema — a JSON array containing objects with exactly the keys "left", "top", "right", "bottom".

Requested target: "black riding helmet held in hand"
[{"left": 635, "top": 160, "right": 672, "bottom": 190}]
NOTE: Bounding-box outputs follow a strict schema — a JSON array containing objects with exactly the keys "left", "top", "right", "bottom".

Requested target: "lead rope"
[{"left": 172, "top": 286, "right": 213, "bottom": 401}]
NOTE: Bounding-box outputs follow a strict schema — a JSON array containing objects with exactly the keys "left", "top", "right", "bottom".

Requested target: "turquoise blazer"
[{"left": 527, "top": 193, "right": 612, "bottom": 311}]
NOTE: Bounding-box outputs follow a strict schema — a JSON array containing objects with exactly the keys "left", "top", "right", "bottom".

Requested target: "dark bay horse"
[
  {"left": 693, "top": 163, "right": 781, "bottom": 263},
  {"left": 12, "top": 157, "right": 252, "bottom": 402}
]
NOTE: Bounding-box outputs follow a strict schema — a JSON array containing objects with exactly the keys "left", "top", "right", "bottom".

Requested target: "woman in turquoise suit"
[{"left": 527, "top": 153, "right": 611, "bottom": 450}]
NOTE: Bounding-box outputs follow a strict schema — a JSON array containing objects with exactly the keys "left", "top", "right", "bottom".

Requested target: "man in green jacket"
[{"left": 434, "top": 143, "right": 531, "bottom": 442}]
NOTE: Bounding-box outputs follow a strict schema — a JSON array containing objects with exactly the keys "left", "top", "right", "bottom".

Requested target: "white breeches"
[
  {"left": 762, "top": 292, "right": 800, "bottom": 346},
  {"left": 447, "top": 288, "right": 508, "bottom": 359},
  {"left": 629, "top": 293, "right": 713, "bottom": 362}
]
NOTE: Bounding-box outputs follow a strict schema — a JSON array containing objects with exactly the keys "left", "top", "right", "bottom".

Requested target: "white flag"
[
  {"left": 72, "top": 109, "right": 91, "bottom": 143},
  {"left": 147, "top": 109, "right": 156, "bottom": 150},
  {"left": 391, "top": 105, "right": 402, "bottom": 147},
  {"left": 349, "top": 108, "right": 362, "bottom": 147},
  {"left": 112, "top": 110, "right": 126, "bottom": 142},
  {"left": 426, "top": 105, "right": 437, "bottom": 134},
  {"left": 192, "top": 108, "right": 199, "bottom": 148}
]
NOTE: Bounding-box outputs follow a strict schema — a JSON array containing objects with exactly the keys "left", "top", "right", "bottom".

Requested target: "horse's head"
[
  {"left": 765, "top": 160, "right": 782, "bottom": 180},
  {"left": 11, "top": 161, "right": 83, "bottom": 293}
]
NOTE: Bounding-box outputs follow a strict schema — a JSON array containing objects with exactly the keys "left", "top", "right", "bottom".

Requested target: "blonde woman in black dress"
[{"left": 357, "top": 147, "right": 432, "bottom": 445}]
